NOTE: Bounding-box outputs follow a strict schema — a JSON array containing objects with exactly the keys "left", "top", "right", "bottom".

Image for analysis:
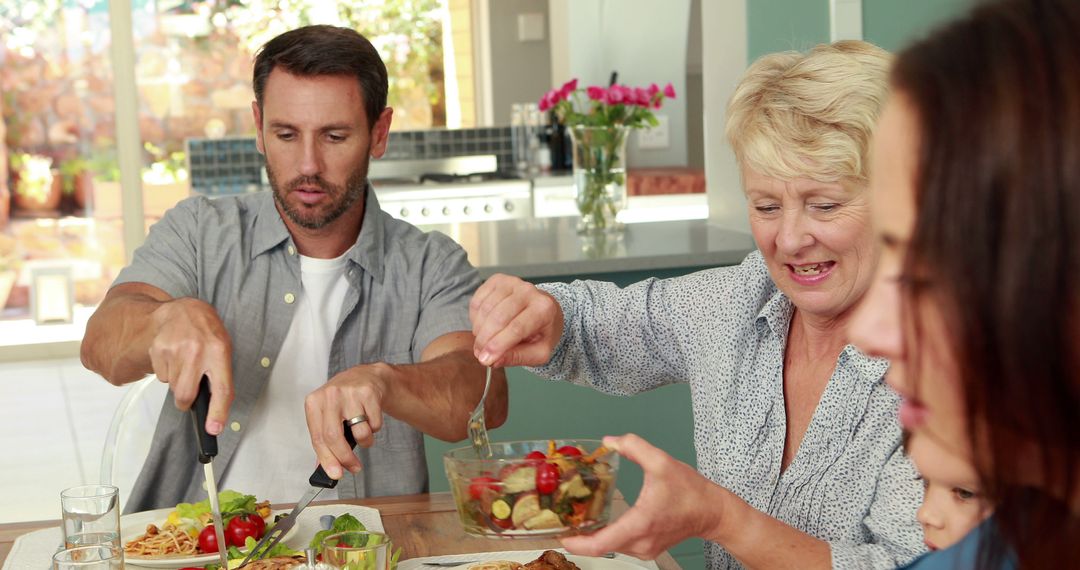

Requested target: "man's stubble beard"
[{"left": 267, "top": 155, "right": 369, "bottom": 230}]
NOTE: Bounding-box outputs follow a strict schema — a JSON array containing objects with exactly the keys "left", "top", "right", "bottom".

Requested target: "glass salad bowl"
[{"left": 443, "top": 439, "right": 619, "bottom": 538}]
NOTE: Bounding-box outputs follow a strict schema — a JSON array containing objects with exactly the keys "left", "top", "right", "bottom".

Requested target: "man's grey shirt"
[{"left": 113, "top": 188, "right": 479, "bottom": 511}]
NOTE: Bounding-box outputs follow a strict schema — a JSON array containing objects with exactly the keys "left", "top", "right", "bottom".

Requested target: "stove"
[{"left": 369, "top": 155, "right": 532, "bottom": 224}]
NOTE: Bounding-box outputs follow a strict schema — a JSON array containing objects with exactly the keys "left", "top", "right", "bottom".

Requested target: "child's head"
[{"left": 906, "top": 432, "right": 993, "bottom": 551}]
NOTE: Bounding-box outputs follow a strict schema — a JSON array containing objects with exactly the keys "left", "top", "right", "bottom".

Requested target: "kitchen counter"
[
  {"left": 415, "top": 215, "right": 756, "bottom": 280},
  {"left": 0, "top": 198, "right": 755, "bottom": 361}
]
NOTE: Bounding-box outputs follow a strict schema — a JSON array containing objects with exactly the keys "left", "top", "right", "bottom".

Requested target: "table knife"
[
  {"left": 236, "top": 421, "right": 358, "bottom": 569},
  {"left": 191, "top": 375, "right": 229, "bottom": 570}
]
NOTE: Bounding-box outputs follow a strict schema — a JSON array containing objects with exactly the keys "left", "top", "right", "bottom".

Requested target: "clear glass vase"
[{"left": 569, "top": 125, "right": 629, "bottom": 234}]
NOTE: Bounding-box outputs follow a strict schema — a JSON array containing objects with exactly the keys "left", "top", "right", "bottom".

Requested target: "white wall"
[
  {"left": 548, "top": 0, "right": 691, "bottom": 168},
  {"left": 488, "top": 0, "right": 554, "bottom": 125},
  {"left": 702, "top": 0, "right": 749, "bottom": 232}
]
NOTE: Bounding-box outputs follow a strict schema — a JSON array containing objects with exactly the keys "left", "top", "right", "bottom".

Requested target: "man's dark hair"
[{"left": 253, "top": 25, "right": 388, "bottom": 129}]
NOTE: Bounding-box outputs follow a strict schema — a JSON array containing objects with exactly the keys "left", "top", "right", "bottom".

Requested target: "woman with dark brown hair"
[{"left": 849, "top": 0, "right": 1080, "bottom": 567}]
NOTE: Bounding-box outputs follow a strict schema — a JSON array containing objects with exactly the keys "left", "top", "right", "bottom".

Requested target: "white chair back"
[{"left": 98, "top": 376, "right": 169, "bottom": 511}]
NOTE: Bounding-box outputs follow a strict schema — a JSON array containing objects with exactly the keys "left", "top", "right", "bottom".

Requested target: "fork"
[{"left": 467, "top": 366, "right": 493, "bottom": 458}]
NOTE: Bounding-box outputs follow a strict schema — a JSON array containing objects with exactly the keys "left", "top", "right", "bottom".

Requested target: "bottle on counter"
[
  {"left": 525, "top": 103, "right": 542, "bottom": 174},
  {"left": 511, "top": 103, "right": 529, "bottom": 172},
  {"left": 544, "top": 111, "right": 572, "bottom": 171},
  {"left": 536, "top": 144, "right": 552, "bottom": 173}
]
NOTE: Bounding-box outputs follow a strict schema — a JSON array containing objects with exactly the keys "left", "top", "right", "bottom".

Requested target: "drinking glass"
[
  {"left": 52, "top": 545, "right": 122, "bottom": 570},
  {"left": 60, "top": 485, "right": 122, "bottom": 554},
  {"left": 320, "top": 531, "right": 392, "bottom": 570}
]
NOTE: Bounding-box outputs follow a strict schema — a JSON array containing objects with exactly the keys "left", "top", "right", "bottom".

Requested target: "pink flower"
[
  {"left": 559, "top": 78, "right": 579, "bottom": 98},
  {"left": 538, "top": 89, "right": 558, "bottom": 111},
  {"left": 539, "top": 79, "right": 666, "bottom": 127},
  {"left": 633, "top": 87, "right": 650, "bottom": 107},
  {"left": 606, "top": 85, "right": 625, "bottom": 104}
]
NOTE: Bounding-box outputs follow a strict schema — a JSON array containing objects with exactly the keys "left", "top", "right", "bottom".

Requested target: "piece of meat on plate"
[
  {"left": 241, "top": 556, "right": 303, "bottom": 570},
  {"left": 522, "top": 550, "right": 581, "bottom": 570}
]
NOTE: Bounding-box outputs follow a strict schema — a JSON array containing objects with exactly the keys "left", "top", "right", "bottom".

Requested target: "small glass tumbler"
[
  {"left": 60, "top": 485, "right": 122, "bottom": 556},
  {"left": 52, "top": 545, "right": 122, "bottom": 570},
  {"left": 320, "top": 531, "right": 392, "bottom": 570}
]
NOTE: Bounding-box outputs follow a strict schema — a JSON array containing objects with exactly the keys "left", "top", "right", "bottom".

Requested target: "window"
[{"left": 0, "top": 0, "right": 474, "bottom": 337}]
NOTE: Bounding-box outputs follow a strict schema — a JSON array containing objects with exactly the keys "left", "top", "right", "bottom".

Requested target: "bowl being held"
[{"left": 443, "top": 439, "right": 619, "bottom": 538}]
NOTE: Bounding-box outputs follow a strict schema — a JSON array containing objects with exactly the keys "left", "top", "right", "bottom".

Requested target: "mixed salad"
[{"left": 451, "top": 441, "right": 616, "bottom": 534}]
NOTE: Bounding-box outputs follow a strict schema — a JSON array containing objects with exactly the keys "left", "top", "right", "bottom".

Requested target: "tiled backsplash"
[
  {"left": 187, "top": 127, "right": 514, "bottom": 195},
  {"left": 382, "top": 127, "right": 513, "bottom": 166},
  {"left": 186, "top": 137, "right": 264, "bottom": 196}
]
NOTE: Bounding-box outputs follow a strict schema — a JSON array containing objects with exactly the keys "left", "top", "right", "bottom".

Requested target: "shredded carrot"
[
  {"left": 547, "top": 440, "right": 557, "bottom": 456},
  {"left": 582, "top": 446, "right": 609, "bottom": 464}
]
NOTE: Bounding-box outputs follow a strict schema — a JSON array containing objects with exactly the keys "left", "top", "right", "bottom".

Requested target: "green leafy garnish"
[
  {"left": 175, "top": 490, "right": 256, "bottom": 523},
  {"left": 214, "top": 536, "right": 302, "bottom": 569},
  {"left": 241, "top": 536, "right": 302, "bottom": 560},
  {"left": 309, "top": 513, "right": 366, "bottom": 552}
]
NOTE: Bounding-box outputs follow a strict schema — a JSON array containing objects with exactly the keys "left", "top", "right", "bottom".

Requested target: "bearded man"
[{"left": 81, "top": 25, "right": 508, "bottom": 510}]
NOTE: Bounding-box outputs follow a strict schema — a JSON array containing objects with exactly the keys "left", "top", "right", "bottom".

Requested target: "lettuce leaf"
[
  {"left": 241, "top": 535, "right": 302, "bottom": 560},
  {"left": 174, "top": 490, "right": 256, "bottom": 524},
  {"left": 308, "top": 513, "right": 366, "bottom": 552}
]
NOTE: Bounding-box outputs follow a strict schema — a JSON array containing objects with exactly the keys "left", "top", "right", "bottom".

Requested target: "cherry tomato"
[
  {"left": 536, "top": 462, "right": 560, "bottom": 494},
  {"left": 197, "top": 525, "right": 219, "bottom": 553},
  {"left": 524, "top": 450, "right": 547, "bottom": 463},
  {"left": 226, "top": 514, "right": 266, "bottom": 547},
  {"left": 178, "top": 567, "right": 204, "bottom": 570},
  {"left": 556, "top": 445, "right": 583, "bottom": 457},
  {"left": 469, "top": 475, "right": 500, "bottom": 500}
]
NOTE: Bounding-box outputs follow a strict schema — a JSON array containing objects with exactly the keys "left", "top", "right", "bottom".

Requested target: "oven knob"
[
  {"left": 442, "top": 206, "right": 451, "bottom": 216},
  {"left": 463, "top": 206, "right": 472, "bottom": 215},
  {"left": 483, "top": 204, "right": 493, "bottom": 213},
  {"left": 504, "top": 201, "right": 514, "bottom": 212},
  {"left": 421, "top": 207, "right": 430, "bottom": 217},
  {"left": 399, "top": 207, "right": 409, "bottom": 217}
]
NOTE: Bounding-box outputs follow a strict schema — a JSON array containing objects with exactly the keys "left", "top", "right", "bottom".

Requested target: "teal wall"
[
  {"left": 747, "top": 0, "right": 975, "bottom": 62},
  {"left": 748, "top": 0, "right": 829, "bottom": 61},
  {"left": 424, "top": 266, "right": 713, "bottom": 570},
  {"left": 863, "top": 0, "right": 975, "bottom": 52}
]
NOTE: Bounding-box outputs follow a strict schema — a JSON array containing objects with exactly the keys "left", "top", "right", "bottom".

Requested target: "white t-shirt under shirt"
[{"left": 221, "top": 250, "right": 351, "bottom": 503}]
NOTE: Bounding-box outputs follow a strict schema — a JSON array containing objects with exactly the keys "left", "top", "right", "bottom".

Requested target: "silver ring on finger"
[{"left": 346, "top": 414, "right": 368, "bottom": 427}]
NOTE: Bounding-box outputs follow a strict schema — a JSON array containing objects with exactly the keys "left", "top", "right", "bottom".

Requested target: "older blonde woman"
[{"left": 469, "top": 41, "right": 923, "bottom": 569}]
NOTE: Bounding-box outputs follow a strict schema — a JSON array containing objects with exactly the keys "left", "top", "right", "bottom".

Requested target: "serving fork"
[{"left": 467, "top": 366, "right": 493, "bottom": 458}]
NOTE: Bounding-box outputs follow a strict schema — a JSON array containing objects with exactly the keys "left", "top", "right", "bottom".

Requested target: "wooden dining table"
[{"left": 0, "top": 492, "right": 680, "bottom": 569}]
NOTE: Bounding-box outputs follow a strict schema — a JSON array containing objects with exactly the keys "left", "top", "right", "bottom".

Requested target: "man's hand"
[
  {"left": 148, "top": 297, "right": 235, "bottom": 435},
  {"left": 560, "top": 434, "right": 729, "bottom": 560},
  {"left": 469, "top": 274, "right": 564, "bottom": 368},
  {"left": 303, "top": 363, "right": 390, "bottom": 479},
  {"left": 82, "top": 282, "right": 236, "bottom": 436}
]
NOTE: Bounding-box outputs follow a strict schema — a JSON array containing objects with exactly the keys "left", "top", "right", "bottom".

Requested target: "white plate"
[
  {"left": 1, "top": 504, "right": 383, "bottom": 570},
  {"left": 121, "top": 507, "right": 298, "bottom": 569},
  {"left": 398, "top": 549, "right": 657, "bottom": 570}
]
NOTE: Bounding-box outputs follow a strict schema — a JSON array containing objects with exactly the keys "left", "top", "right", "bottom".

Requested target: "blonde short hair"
[{"left": 725, "top": 40, "right": 892, "bottom": 184}]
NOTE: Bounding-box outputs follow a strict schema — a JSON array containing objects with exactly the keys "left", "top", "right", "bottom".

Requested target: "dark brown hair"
[
  {"left": 253, "top": 25, "right": 388, "bottom": 129},
  {"left": 892, "top": 0, "right": 1079, "bottom": 566}
]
